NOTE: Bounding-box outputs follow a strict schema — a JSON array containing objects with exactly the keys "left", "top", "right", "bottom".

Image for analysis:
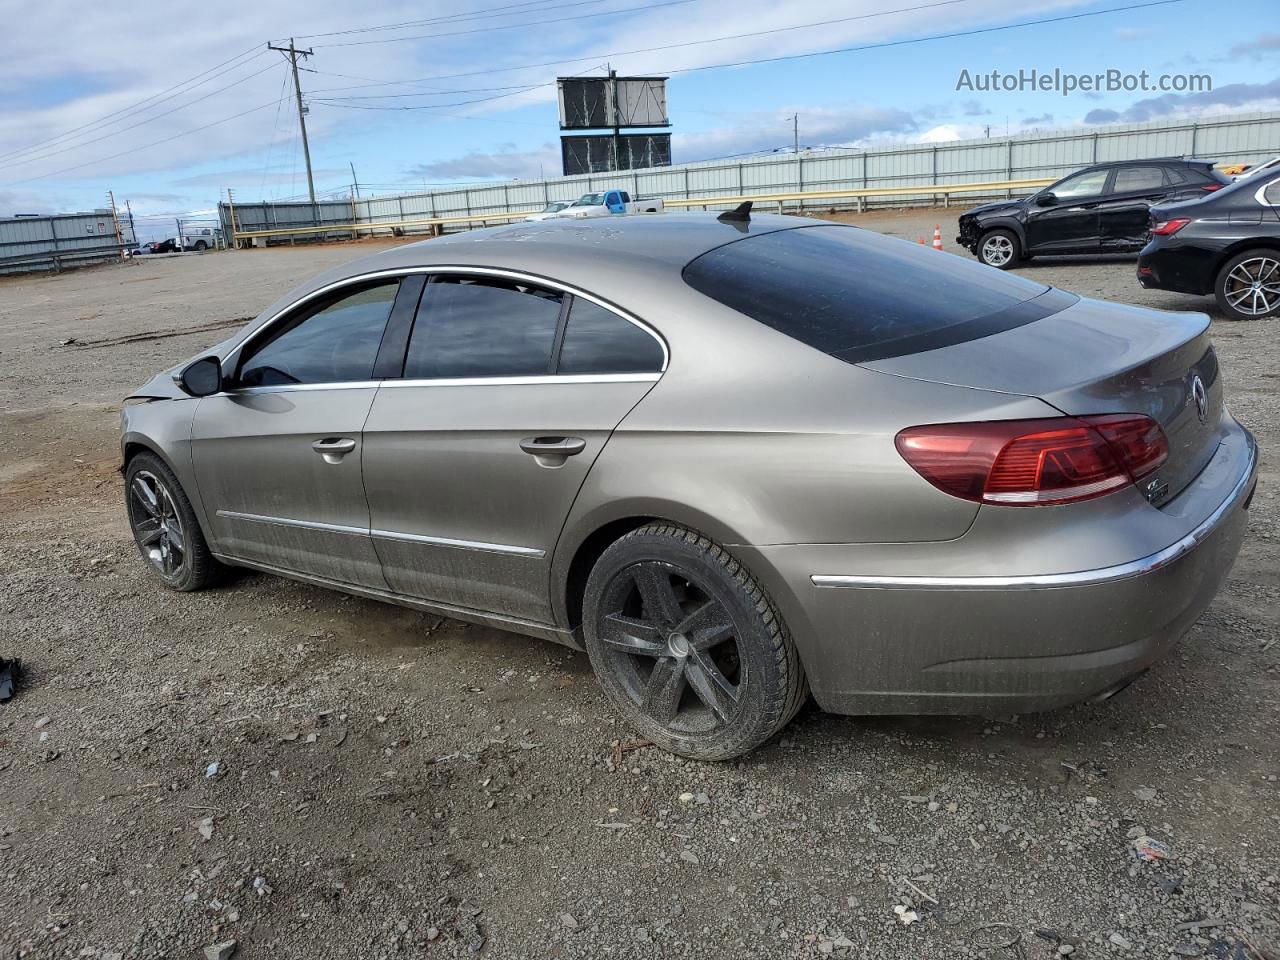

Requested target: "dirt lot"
[{"left": 1, "top": 210, "right": 1277, "bottom": 960}]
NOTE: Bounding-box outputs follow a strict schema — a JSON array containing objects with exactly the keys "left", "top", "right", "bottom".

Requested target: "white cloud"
[{"left": 0, "top": 0, "right": 1095, "bottom": 199}]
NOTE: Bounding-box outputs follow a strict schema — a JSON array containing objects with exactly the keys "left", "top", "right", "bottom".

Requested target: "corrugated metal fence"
[
  {"left": 220, "top": 110, "right": 1280, "bottom": 243},
  {"left": 0, "top": 210, "right": 135, "bottom": 275}
]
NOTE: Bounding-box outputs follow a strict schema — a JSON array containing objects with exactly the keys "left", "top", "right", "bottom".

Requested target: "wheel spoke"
[
  {"left": 132, "top": 478, "right": 159, "bottom": 516},
  {"left": 676, "top": 601, "right": 734, "bottom": 651},
  {"left": 136, "top": 518, "right": 163, "bottom": 546},
  {"left": 641, "top": 657, "right": 686, "bottom": 723},
  {"left": 1228, "top": 266, "right": 1252, "bottom": 287},
  {"left": 599, "top": 614, "right": 665, "bottom": 656},
  {"left": 165, "top": 522, "right": 185, "bottom": 554},
  {"left": 1226, "top": 287, "right": 1253, "bottom": 307},
  {"left": 633, "top": 565, "right": 683, "bottom": 626},
  {"left": 684, "top": 650, "right": 739, "bottom": 723}
]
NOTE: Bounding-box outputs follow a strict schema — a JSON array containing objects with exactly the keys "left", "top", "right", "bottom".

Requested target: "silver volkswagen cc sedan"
[{"left": 121, "top": 211, "right": 1257, "bottom": 760}]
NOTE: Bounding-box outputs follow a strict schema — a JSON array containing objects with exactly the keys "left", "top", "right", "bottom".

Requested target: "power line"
[
  {"left": 4, "top": 99, "right": 282, "bottom": 186},
  {"left": 313, "top": 0, "right": 694, "bottom": 48},
  {"left": 256, "top": 66, "right": 296, "bottom": 199},
  {"left": 0, "top": 46, "right": 267, "bottom": 166},
  {"left": 294, "top": 0, "right": 610, "bottom": 40},
  {"left": 0, "top": 60, "right": 285, "bottom": 173},
  {"left": 315, "top": 82, "right": 550, "bottom": 111},
  {"left": 307, "top": 0, "right": 1183, "bottom": 94},
  {"left": 297, "top": 0, "right": 974, "bottom": 88}
]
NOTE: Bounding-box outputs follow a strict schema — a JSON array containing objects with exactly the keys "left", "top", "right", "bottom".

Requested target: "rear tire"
[
  {"left": 582, "top": 523, "right": 807, "bottom": 761},
  {"left": 978, "top": 229, "right": 1020, "bottom": 269},
  {"left": 194, "top": 240, "right": 208, "bottom": 251},
  {"left": 1214, "top": 249, "right": 1280, "bottom": 320},
  {"left": 125, "top": 452, "right": 221, "bottom": 592}
]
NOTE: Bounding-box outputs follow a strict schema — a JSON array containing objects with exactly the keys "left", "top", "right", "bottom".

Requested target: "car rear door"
[
  {"left": 1024, "top": 168, "right": 1110, "bottom": 253},
  {"left": 360, "top": 272, "right": 666, "bottom": 624},
  {"left": 1097, "top": 165, "right": 1170, "bottom": 250},
  {"left": 190, "top": 277, "right": 412, "bottom": 588}
]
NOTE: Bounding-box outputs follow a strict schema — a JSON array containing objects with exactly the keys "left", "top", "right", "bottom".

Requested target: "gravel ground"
[{"left": 1, "top": 210, "right": 1277, "bottom": 960}]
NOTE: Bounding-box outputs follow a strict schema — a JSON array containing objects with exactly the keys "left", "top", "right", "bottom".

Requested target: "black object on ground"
[{"left": 0, "top": 657, "right": 20, "bottom": 701}]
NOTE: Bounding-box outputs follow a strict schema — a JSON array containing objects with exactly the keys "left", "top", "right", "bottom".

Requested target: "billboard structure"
[
  {"left": 561, "top": 134, "right": 673, "bottom": 176},
  {"left": 556, "top": 72, "right": 671, "bottom": 175}
]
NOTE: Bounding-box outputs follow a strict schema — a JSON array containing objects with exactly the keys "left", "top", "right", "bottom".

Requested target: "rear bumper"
[
  {"left": 1136, "top": 241, "right": 1215, "bottom": 295},
  {"left": 739, "top": 425, "right": 1257, "bottom": 715}
]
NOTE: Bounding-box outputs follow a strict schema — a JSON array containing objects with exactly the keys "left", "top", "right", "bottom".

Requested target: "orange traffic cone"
[
  {"left": 918, "top": 236, "right": 926, "bottom": 245},
  {"left": 932, "top": 225, "right": 943, "bottom": 251}
]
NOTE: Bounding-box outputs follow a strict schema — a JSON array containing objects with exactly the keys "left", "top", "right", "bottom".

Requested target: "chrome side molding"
[{"left": 215, "top": 510, "right": 545, "bottom": 558}]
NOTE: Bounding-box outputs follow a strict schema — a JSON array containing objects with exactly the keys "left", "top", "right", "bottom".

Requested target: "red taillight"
[
  {"left": 1201, "top": 184, "right": 1222, "bottom": 191},
  {"left": 895, "top": 416, "right": 1168, "bottom": 507},
  {"left": 1151, "top": 217, "right": 1191, "bottom": 236}
]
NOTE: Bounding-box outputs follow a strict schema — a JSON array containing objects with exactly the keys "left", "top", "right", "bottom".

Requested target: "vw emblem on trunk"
[{"left": 1190, "top": 375, "right": 1208, "bottom": 422}]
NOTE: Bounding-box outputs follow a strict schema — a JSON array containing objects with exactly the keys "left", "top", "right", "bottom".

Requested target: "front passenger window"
[
  {"left": 1052, "top": 169, "right": 1110, "bottom": 200},
  {"left": 239, "top": 281, "right": 399, "bottom": 387}
]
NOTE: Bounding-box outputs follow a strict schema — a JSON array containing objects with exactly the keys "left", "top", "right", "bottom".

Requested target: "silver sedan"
[{"left": 121, "top": 211, "right": 1257, "bottom": 760}]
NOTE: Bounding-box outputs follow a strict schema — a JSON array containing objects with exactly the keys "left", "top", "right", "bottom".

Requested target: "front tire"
[
  {"left": 125, "top": 452, "right": 220, "bottom": 591},
  {"left": 582, "top": 523, "right": 807, "bottom": 761},
  {"left": 978, "top": 229, "right": 1020, "bottom": 269},
  {"left": 1215, "top": 249, "right": 1280, "bottom": 320}
]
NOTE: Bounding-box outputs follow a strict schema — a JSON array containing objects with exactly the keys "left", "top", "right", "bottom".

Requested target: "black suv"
[
  {"left": 1137, "top": 157, "right": 1280, "bottom": 320},
  {"left": 958, "top": 159, "right": 1229, "bottom": 269}
]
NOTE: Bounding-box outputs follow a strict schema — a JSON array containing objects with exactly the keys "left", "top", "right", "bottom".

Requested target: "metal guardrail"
[
  {"left": 228, "top": 177, "right": 1057, "bottom": 241},
  {"left": 0, "top": 242, "right": 134, "bottom": 275}
]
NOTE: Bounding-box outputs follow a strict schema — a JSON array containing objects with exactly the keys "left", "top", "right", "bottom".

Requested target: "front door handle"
[
  {"left": 520, "top": 436, "right": 586, "bottom": 456},
  {"left": 312, "top": 437, "right": 356, "bottom": 464},
  {"left": 520, "top": 436, "right": 586, "bottom": 467}
]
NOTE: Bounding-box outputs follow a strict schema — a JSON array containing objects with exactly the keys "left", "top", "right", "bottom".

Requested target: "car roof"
[
  {"left": 300, "top": 212, "right": 807, "bottom": 295},
  {"left": 1083, "top": 157, "right": 1215, "bottom": 169}
]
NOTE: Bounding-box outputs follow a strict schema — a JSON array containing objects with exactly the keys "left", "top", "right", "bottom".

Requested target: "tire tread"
[{"left": 593, "top": 522, "right": 808, "bottom": 760}]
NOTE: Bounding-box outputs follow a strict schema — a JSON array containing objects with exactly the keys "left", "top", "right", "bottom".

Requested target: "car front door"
[
  {"left": 360, "top": 272, "right": 666, "bottom": 624},
  {"left": 1023, "top": 168, "right": 1111, "bottom": 253},
  {"left": 1097, "top": 165, "right": 1170, "bottom": 250},
  {"left": 190, "top": 277, "right": 410, "bottom": 588}
]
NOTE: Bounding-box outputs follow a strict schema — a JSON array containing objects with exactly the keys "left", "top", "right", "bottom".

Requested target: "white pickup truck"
[{"left": 556, "top": 189, "right": 664, "bottom": 219}]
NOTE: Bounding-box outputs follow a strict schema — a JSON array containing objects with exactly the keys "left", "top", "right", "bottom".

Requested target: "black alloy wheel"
[{"left": 583, "top": 524, "right": 807, "bottom": 760}]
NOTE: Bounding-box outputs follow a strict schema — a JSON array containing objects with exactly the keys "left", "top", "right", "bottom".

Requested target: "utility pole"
[
  {"left": 608, "top": 67, "right": 621, "bottom": 174},
  {"left": 268, "top": 39, "right": 316, "bottom": 208},
  {"left": 791, "top": 114, "right": 799, "bottom": 154},
  {"left": 225, "top": 189, "right": 240, "bottom": 249},
  {"left": 106, "top": 191, "right": 124, "bottom": 259},
  {"left": 349, "top": 161, "right": 360, "bottom": 198},
  {"left": 124, "top": 199, "right": 136, "bottom": 244}
]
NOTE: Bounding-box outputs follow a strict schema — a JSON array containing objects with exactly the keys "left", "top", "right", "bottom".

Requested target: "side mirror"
[
  {"left": 1035, "top": 192, "right": 1058, "bottom": 207},
  {"left": 177, "top": 356, "right": 223, "bottom": 397}
]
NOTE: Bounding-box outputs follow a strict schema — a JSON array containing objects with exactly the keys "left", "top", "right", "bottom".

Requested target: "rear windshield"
[{"left": 682, "top": 225, "right": 1075, "bottom": 363}]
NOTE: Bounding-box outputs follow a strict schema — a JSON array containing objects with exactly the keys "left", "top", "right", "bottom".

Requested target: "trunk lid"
[{"left": 860, "top": 297, "right": 1222, "bottom": 506}]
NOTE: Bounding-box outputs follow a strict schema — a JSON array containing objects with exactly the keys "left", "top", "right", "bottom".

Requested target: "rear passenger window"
[
  {"left": 1113, "top": 166, "right": 1165, "bottom": 192},
  {"left": 404, "top": 277, "right": 561, "bottom": 379},
  {"left": 1265, "top": 180, "right": 1280, "bottom": 205},
  {"left": 558, "top": 298, "right": 664, "bottom": 374}
]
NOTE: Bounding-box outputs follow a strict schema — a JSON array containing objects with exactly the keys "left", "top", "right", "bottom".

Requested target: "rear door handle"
[
  {"left": 312, "top": 437, "right": 356, "bottom": 464},
  {"left": 520, "top": 436, "right": 586, "bottom": 457}
]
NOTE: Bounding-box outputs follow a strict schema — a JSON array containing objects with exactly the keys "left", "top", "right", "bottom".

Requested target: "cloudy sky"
[{"left": 0, "top": 0, "right": 1276, "bottom": 238}]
